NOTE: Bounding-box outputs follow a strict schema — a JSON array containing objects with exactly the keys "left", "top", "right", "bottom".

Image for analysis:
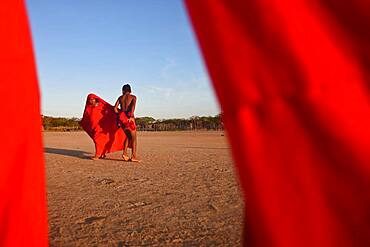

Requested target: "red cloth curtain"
[
  {"left": 0, "top": 1, "right": 48, "bottom": 246},
  {"left": 186, "top": 0, "right": 370, "bottom": 246}
]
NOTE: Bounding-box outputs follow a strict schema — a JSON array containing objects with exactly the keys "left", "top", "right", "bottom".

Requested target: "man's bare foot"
[
  {"left": 130, "top": 157, "right": 141, "bottom": 162},
  {"left": 91, "top": 156, "right": 99, "bottom": 160},
  {"left": 122, "top": 154, "right": 130, "bottom": 161}
]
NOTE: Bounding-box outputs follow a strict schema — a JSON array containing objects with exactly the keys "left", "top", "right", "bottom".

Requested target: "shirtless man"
[{"left": 114, "top": 84, "right": 140, "bottom": 162}]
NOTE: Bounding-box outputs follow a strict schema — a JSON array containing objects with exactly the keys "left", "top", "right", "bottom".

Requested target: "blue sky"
[{"left": 26, "top": 0, "right": 219, "bottom": 119}]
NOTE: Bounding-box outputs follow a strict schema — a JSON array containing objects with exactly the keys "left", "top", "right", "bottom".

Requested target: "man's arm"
[
  {"left": 130, "top": 95, "right": 137, "bottom": 117},
  {"left": 114, "top": 97, "right": 120, "bottom": 113}
]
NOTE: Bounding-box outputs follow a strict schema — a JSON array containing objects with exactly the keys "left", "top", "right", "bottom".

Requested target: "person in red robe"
[
  {"left": 114, "top": 84, "right": 140, "bottom": 162},
  {"left": 80, "top": 94, "right": 127, "bottom": 160}
]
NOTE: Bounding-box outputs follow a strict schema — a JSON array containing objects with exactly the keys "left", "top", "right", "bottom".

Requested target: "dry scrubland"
[{"left": 44, "top": 131, "right": 243, "bottom": 246}]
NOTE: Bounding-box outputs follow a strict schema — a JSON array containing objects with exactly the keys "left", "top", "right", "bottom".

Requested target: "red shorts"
[{"left": 117, "top": 111, "right": 136, "bottom": 131}]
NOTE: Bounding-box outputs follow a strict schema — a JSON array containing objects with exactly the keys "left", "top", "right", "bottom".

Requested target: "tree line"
[{"left": 42, "top": 114, "right": 223, "bottom": 131}]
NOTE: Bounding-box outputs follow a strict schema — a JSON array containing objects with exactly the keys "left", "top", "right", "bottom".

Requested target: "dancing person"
[
  {"left": 81, "top": 94, "right": 126, "bottom": 160},
  {"left": 114, "top": 84, "right": 140, "bottom": 162}
]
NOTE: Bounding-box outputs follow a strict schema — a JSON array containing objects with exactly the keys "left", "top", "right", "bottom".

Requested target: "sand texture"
[{"left": 44, "top": 131, "right": 243, "bottom": 246}]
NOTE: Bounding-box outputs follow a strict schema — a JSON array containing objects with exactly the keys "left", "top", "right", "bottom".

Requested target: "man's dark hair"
[{"left": 122, "top": 84, "right": 131, "bottom": 93}]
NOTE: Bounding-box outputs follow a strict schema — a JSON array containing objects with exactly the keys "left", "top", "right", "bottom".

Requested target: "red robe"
[
  {"left": 186, "top": 0, "right": 370, "bottom": 246},
  {"left": 0, "top": 1, "right": 48, "bottom": 246},
  {"left": 80, "top": 94, "right": 127, "bottom": 157},
  {"left": 117, "top": 111, "right": 136, "bottom": 131}
]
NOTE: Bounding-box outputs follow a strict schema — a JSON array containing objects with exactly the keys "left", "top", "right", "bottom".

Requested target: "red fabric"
[
  {"left": 0, "top": 1, "right": 48, "bottom": 246},
  {"left": 186, "top": 1, "right": 370, "bottom": 246},
  {"left": 81, "top": 94, "right": 127, "bottom": 157},
  {"left": 118, "top": 111, "right": 136, "bottom": 131}
]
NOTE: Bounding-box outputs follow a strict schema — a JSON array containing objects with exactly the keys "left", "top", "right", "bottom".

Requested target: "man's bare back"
[{"left": 118, "top": 94, "right": 136, "bottom": 114}]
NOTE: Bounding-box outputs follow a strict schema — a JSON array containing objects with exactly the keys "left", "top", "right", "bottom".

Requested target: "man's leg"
[
  {"left": 130, "top": 129, "right": 140, "bottom": 162},
  {"left": 122, "top": 129, "right": 130, "bottom": 161}
]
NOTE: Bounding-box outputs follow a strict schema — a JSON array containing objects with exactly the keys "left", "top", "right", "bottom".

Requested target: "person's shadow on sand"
[{"left": 44, "top": 147, "right": 92, "bottom": 159}]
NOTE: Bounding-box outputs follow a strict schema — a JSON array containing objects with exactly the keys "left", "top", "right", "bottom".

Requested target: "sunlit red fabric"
[
  {"left": 0, "top": 1, "right": 48, "bottom": 246},
  {"left": 186, "top": 0, "right": 370, "bottom": 246},
  {"left": 118, "top": 111, "right": 136, "bottom": 131},
  {"left": 81, "top": 94, "right": 127, "bottom": 157}
]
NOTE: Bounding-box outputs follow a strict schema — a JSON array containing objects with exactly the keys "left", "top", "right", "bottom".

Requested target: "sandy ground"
[{"left": 44, "top": 131, "right": 244, "bottom": 246}]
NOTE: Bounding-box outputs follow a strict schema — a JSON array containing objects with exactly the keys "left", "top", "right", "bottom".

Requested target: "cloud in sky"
[
  {"left": 142, "top": 86, "right": 174, "bottom": 98},
  {"left": 160, "top": 58, "right": 177, "bottom": 79}
]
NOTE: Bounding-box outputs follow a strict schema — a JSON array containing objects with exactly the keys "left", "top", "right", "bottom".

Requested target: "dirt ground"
[{"left": 44, "top": 131, "right": 244, "bottom": 246}]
